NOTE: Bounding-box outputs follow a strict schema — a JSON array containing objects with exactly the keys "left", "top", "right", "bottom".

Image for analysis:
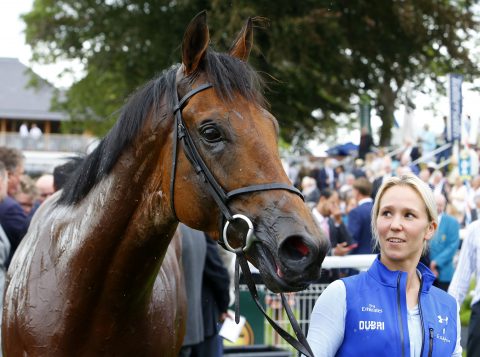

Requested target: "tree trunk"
[{"left": 377, "top": 83, "right": 397, "bottom": 147}]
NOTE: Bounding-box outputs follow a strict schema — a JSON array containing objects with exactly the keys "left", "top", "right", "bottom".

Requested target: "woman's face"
[{"left": 376, "top": 185, "right": 436, "bottom": 268}]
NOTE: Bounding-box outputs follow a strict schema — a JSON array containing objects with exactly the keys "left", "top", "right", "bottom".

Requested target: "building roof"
[{"left": 0, "top": 58, "right": 67, "bottom": 121}]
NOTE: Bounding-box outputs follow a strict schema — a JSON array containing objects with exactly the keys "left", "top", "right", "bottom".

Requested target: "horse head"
[{"left": 168, "top": 12, "right": 329, "bottom": 293}]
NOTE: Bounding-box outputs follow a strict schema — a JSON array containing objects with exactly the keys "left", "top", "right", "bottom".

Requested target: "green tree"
[
  {"left": 24, "top": 0, "right": 479, "bottom": 145},
  {"left": 208, "top": 0, "right": 479, "bottom": 145}
]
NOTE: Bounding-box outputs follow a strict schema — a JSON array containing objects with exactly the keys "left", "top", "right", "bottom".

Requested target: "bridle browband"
[{"left": 169, "top": 82, "right": 314, "bottom": 357}]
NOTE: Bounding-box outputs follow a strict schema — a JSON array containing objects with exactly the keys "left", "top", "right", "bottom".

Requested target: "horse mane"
[{"left": 58, "top": 50, "right": 266, "bottom": 206}]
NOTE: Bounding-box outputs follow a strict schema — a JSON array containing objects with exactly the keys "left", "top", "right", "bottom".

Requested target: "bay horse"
[{"left": 3, "top": 11, "right": 329, "bottom": 356}]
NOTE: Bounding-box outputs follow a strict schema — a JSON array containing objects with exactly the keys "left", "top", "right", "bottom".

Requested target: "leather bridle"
[
  {"left": 169, "top": 82, "right": 314, "bottom": 357},
  {"left": 170, "top": 83, "right": 303, "bottom": 252}
]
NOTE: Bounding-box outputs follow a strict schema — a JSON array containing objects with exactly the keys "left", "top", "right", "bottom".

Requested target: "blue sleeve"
[
  {"left": 1, "top": 201, "right": 27, "bottom": 253},
  {"left": 433, "top": 218, "right": 459, "bottom": 267},
  {"left": 347, "top": 209, "right": 361, "bottom": 241}
]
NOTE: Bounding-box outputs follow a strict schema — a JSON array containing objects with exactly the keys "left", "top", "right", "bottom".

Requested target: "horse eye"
[{"left": 200, "top": 125, "right": 222, "bottom": 143}]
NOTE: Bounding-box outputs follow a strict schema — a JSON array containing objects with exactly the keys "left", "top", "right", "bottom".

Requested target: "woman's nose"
[{"left": 390, "top": 215, "right": 403, "bottom": 230}]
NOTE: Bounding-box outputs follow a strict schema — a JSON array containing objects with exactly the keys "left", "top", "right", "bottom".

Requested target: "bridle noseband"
[{"left": 169, "top": 82, "right": 314, "bottom": 357}]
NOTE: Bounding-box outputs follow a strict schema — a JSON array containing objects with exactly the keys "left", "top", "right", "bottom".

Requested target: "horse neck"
[{"left": 74, "top": 120, "right": 178, "bottom": 303}]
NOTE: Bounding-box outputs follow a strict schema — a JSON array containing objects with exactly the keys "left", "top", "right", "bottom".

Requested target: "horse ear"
[
  {"left": 182, "top": 10, "right": 210, "bottom": 76},
  {"left": 230, "top": 17, "right": 253, "bottom": 62}
]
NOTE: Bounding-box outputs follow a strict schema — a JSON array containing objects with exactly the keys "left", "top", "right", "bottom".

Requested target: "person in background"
[
  {"left": 29, "top": 123, "right": 43, "bottom": 149},
  {"left": 19, "top": 122, "right": 29, "bottom": 149},
  {"left": 358, "top": 127, "right": 374, "bottom": 160},
  {"left": 341, "top": 196, "right": 357, "bottom": 227},
  {"left": 418, "top": 168, "right": 433, "bottom": 190},
  {"left": 347, "top": 177, "right": 374, "bottom": 255},
  {"left": 419, "top": 124, "right": 437, "bottom": 159},
  {"left": 201, "top": 235, "right": 231, "bottom": 356},
  {"left": 334, "top": 165, "right": 346, "bottom": 189},
  {"left": 463, "top": 191, "right": 480, "bottom": 228},
  {"left": 448, "top": 219, "right": 480, "bottom": 357},
  {"left": 312, "top": 189, "right": 355, "bottom": 284},
  {"left": 0, "top": 148, "right": 27, "bottom": 266},
  {"left": 351, "top": 158, "right": 366, "bottom": 179},
  {"left": 429, "top": 193, "right": 460, "bottom": 291},
  {"left": 0, "top": 147, "right": 25, "bottom": 198},
  {"left": 431, "top": 170, "right": 449, "bottom": 201},
  {"left": 307, "top": 174, "right": 462, "bottom": 356},
  {"left": 301, "top": 176, "right": 320, "bottom": 208},
  {"left": 371, "top": 156, "right": 393, "bottom": 200},
  {"left": 179, "top": 224, "right": 207, "bottom": 357},
  {"left": 14, "top": 175, "right": 37, "bottom": 215},
  {"left": 179, "top": 224, "right": 230, "bottom": 357},
  {"left": 313, "top": 158, "right": 338, "bottom": 191},
  {"left": 0, "top": 162, "right": 11, "bottom": 356},
  {"left": 449, "top": 175, "right": 468, "bottom": 224},
  {"left": 338, "top": 173, "right": 355, "bottom": 200},
  {"left": 312, "top": 189, "right": 355, "bottom": 259},
  {"left": 27, "top": 174, "right": 55, "bottom": 222},
  {"left": 35, "top": 174, "right": 54, "bottom": 205}
]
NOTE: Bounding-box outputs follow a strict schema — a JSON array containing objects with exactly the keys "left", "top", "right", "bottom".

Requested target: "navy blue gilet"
[{"left": 336, "top": 256, "right": 458, "bottom": 357}]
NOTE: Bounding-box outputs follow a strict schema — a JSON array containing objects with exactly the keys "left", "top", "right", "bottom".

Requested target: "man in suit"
[
  {"left": 312, "top": 189, "right": 355, "bottom": 281},
  {"left": 313, "top": 158, "right": 338, "bottom": 191},
  {"left": 347, "top": 177, "right": 374, "bottom": 255},
  {"left": 429, "top": 193, "right": 460, "bottom": 291},
  {"left": 0, "top": 163, "right": 11, "bottom": 351},
  {"left": 312, "top": 189, "right": 355, "bottom": 255},
  {"left": 0, "top": 156, "right": 27, "bottom": 267},
  {"left": 179, "top": 224, "right": 230, "bottom": 357}
]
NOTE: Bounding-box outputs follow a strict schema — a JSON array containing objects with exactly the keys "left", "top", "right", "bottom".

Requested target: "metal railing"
[
  {"left": 0, "top": 132, "right": 98, "bottom": 153},
  {"left": 411, "top": 142, "right": 452, "bottom": 167},
  {"left": 237, "top": 255, "right": 377, "bottom": 354}
]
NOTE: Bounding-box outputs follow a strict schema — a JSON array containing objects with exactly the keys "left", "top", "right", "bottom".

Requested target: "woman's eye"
[{"left": 201, "top": 125, "right": 222, "bottom": 143}]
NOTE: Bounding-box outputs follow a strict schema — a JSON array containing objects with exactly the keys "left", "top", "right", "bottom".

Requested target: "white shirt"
[
  {"left": 358, "top": 197, "right": 373, "bottom": 206},
  {"left": 448, "top": 220, "right": 480, "bottom": 306}
]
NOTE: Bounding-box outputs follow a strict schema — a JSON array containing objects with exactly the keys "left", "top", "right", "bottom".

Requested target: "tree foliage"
[{"left": 24, "top": 0, "right": 479, "bottom": 145}]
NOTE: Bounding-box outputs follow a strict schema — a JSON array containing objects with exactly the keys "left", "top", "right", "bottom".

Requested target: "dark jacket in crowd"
[
  {"left": 0, "top": 196, "right": 27, "bottom": 266},
  {"left": 202, "top": 235, "right": 231, "bottom": 338}
]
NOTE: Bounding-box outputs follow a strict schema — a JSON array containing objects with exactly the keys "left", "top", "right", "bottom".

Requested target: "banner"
[
  {"left": 449, "top": 74, "right": 463, "bottom": 142},
  {"left": 359, "top": 95, "right": 371, "bottom": 134}
]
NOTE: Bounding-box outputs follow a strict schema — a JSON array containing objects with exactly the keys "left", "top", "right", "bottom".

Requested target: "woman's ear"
[{"left": 424, "top": 221, "right": 437, "bottom": 241}]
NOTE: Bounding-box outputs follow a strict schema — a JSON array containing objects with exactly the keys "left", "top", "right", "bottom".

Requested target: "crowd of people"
[{"left": 288, "top": 139, "right": 480, "bottom": 356}]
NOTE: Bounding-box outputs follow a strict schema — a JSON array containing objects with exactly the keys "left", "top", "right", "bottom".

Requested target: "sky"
[
  {"left": 1, "top": 1, "right": 479, "bottom": 153},
  {"left": 0, "top": 0, "right": 81, "bottom": 88}
]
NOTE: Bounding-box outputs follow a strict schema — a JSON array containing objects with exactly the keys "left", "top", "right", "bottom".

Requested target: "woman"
[{"left": 307, "top": 174, "right": 462, "bottom": 356}]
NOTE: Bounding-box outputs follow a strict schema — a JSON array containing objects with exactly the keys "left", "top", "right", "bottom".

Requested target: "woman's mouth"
[{"left": 387, "top": 238, "right": 406, "bottom": 243}]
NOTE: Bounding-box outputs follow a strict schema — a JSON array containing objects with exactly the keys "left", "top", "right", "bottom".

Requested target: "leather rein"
[{"left": 169, "top": 83, "right": 314, "bottom": 357}]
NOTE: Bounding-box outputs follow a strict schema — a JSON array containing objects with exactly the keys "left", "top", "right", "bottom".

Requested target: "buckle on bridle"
[{"left": 222, "top": 214, "right": 256, "bottom": 253}]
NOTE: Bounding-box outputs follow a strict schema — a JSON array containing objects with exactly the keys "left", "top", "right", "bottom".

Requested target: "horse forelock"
[
  {"left": 58, "top": 49, "right": 267, "bottom": 207},
  {"left": 202, "top": 50, "right": 266, "bottom": 108}
]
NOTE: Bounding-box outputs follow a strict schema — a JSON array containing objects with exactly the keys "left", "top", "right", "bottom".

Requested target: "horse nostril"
[{"left": 279, "top": 235, "right": 311, "bottom": 261}]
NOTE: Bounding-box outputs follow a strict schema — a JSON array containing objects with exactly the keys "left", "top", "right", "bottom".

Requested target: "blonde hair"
[{"left": 371, "top": 174, "right": 438, "bottom": 255}]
